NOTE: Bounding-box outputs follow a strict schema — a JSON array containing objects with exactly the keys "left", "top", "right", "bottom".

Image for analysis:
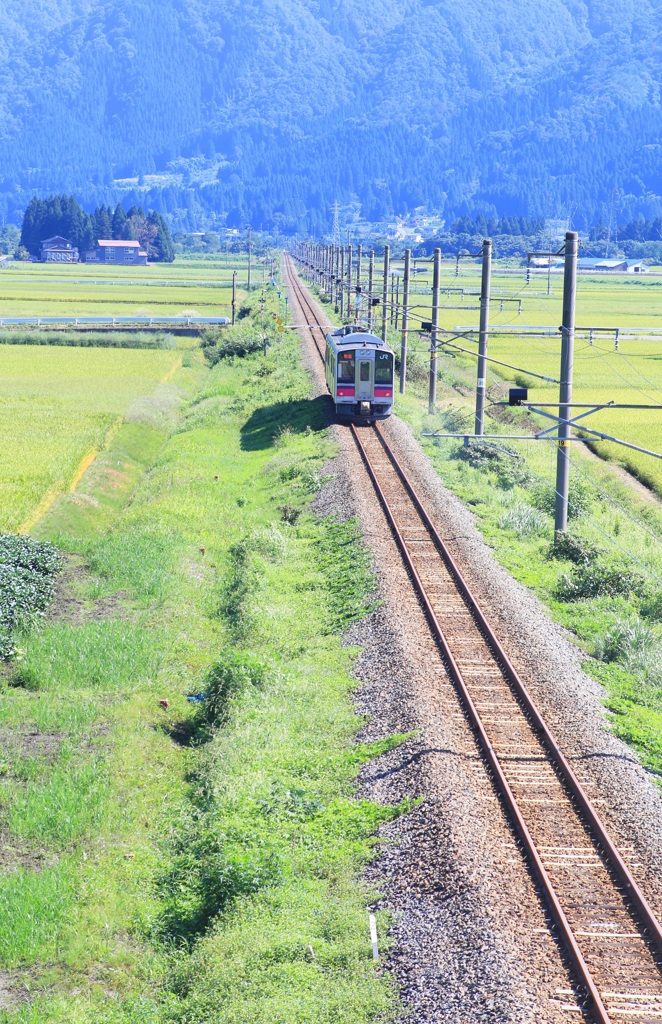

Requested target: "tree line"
[{"left": 19, "top": 195, "right": 175, "bottom": 262}]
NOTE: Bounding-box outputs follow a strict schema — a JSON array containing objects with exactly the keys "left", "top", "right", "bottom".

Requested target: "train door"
[{"left": 356, "top": 355, "right": 373, "bottom": 400}]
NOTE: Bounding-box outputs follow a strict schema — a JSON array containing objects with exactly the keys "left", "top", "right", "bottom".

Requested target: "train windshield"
[
  {"left": 337, "top": 352, "right": 355, "bottom": 381},
  {"left": 375, "top": 351, "right": 394, "bottom": 384}
]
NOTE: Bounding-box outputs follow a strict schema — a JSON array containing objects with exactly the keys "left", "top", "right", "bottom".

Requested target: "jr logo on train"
[{"left": 324, "top": 326, "right": 395, "bottom": 420}]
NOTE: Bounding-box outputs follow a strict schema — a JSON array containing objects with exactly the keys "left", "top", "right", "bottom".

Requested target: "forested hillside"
[{"left": 0, "top": 0, "right": 660, "bottom": 234}]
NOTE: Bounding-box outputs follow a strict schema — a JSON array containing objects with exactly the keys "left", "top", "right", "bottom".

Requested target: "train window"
[
  {"left": 359, "top": 361, "right": 370, "bottom": 382},
  {"left": 375, "top": 352, "right": 394, "bottom": 384},
  {"left": 337, "top": 352, "right": 355, "bottom": 381}
]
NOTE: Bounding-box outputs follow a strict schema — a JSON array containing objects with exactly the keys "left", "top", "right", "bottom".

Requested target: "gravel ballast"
[{"left": 289, "top": 270, "right": 662, "bottom": 1022}]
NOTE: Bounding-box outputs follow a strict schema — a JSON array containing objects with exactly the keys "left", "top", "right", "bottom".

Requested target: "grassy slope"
[{"left": 0, "top": 301, "right": 401, "bottom": 1022}]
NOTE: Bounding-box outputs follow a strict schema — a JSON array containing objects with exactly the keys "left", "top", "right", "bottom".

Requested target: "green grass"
[
  {"left": 0, "top": 286, "right": 402, "bottom": 1022},
  {"left": 13, "top": 621, "right": 166, "bottom": 693}
]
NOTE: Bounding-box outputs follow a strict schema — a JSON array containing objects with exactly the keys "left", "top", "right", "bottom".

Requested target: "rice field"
[
  {"left": 0, "top": 255, "right": 274, "bottom": 531},
  {"left": 0, "top": 346, "right": 181, "bottom": 532},
  {"left": 381, "top": 261, "right": 662, "bottom": 490},
  {"left": 0, "top": 255, "right": 253, "bottom": 318}
]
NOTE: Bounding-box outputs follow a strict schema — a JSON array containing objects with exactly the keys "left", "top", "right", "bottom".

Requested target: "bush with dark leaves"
[
  {"left": 0, "top": 534, "right": 62, "bottom": 659},
  {"left": 556, "top": 561, "right": 645, "bottom": 601},
  {"left": 198, "top": 649, "right": 268, "bottom": 727},
  {"left": 547, "top": 532, "right": 599, "bottom": 566},
  {"left": 453, "top": 441, "right": 532, "bottom": 489}
]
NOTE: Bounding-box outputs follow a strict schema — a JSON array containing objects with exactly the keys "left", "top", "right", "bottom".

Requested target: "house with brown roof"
[{"left": 85, "top": 239, "right": 148, "bottom": 265}]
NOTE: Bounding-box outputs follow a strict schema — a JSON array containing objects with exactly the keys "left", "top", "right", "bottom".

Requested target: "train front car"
[{"left": 325, "top": 326, "right": 395, "bottom": 421}]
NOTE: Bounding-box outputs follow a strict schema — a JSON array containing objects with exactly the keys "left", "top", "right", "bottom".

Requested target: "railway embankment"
[{"left": 287, "top": 259, "right": 662, "bottom": 1023}]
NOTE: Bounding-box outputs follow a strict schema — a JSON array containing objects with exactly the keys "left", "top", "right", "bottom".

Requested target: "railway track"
[{"left": 284, "top": 253, "right": 662, "bottom": 1023}]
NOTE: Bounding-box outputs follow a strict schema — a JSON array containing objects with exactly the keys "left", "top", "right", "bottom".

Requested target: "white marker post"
[{"left": 369, "top": 913, "right": 379, "bottom": 961}]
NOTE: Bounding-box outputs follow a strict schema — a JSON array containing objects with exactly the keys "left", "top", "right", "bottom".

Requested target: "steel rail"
[
  {"left": 284, "top": 254, "right": 662, "bottom": 1022},
  {"left": 350, "top": 422, "right": 611, "bottom": 1023},
  {"left": 370, "top": 422, "right": 662, "bottom": 1009}
]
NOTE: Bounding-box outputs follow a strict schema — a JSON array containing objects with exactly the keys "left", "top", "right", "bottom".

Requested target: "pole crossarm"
[
  {"left": 422, "top": 432, "right": 588, "bottom": 442},
  {"left": 504, "top": 402, "right": 662, "bottom": 410},
  {"left": 529, "top": 404, "right": 610, "bottom": 439},
  {"left": 527, "top": 245, "right": 567, "bottom": 260}
]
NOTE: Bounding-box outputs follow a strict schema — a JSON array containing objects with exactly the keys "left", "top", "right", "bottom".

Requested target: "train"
[{"left": 324, "top": 325, "right": 395, "bottom": 420}]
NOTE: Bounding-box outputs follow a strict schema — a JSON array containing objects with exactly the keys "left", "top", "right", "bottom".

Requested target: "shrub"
[
  {"left": 556, "top": 561, "right": 645, "bottom": 601},
  {"left": 531, "top": 478, "right": 593, "bottom": 520},
  {"left": 440, "top": 406, "right": 471, "bottom": 433},
  {"left": 496, "top": 458, "right": 533, "bottom": 490},
  {"left": 547, "top": 532, "right": 599, "bottom": 565},
  {"left": 197, "top": 650, "right": 268, "bottom": 727},
  {"left": 217, "top": 539, "right": 254, "bottom": 633},
  {"left": 453, "top": 441, "right": 503, "bottom": 468},
  {"left": 642, "top": 591, "right": 662, "bottom": 622},
  {"left": 202, "top": 329, "right": 263, "bottom": 364},
  {"left": 0, "top": 534, "right": 61, "bottom": 576},
  {"left": 157, "top": 817, "right": 282, "bottom": 943},
  {"left": 401, "top": 349, "right": 428, "bottom": 383},
  {"left": 453, "top": 441, "right": 531, "bottom": 488},
  {"left": 594, "top": 617, "right": 662, "bottom": 680},
  {"left": 499, "top": 502, "right": 549, "bottom": 538},
  {"left": 0, "top": 535, "right": 62, "bottom": 658}
]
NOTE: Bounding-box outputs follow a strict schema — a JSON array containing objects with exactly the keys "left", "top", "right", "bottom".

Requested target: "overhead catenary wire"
[{"left": 566, "top": 452, "right": 662, "bottom": 553}]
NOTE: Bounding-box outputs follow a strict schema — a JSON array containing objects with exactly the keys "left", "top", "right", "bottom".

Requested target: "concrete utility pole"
[
  {"left": 347, "top": 244, "right": 353, "bottom": 321},
  {"left": 382, "top": 245, "right": 390, "bottom": 344},
  {"left": 395, "top": 275, "right": 400, "bottom": 330},
  {"left": 429, "top": 248, "right": 441, "bottom": 414},
  {"left": 342, "top": 245, "right": 348, "bottom": 317},
  {"left": 368, "top": 250, "right": 375, "bottom": 330},
  {"left": 232, "top": 270, "right": 237, "bottom": 325},
  {"left": 400, "top": 249, "right": 411, "bottom": 395},
  {"left": 356, "top": 244, "right": 362, "bottom": 323},
  {"left": 334, "top": 245, "right": 340, "bottom": 311},
  {"left": 554, "top": 231, "right": 578, "bottom": 534},
  {"left": 475, "top": 238, "right": 493, "bottom": 436},
  {"left": 247, "top": 226, "right": 252, "bottom": 291}
]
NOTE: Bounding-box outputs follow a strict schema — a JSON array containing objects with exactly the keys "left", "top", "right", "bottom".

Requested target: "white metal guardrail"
[{"left": 0, "top": 316, "right": 230, "bottom": 327}]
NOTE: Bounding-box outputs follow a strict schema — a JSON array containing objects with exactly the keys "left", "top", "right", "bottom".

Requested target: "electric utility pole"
[
  {"left": 232, "top": 270, "right": 237, "bottom": 325},
  {"left": 475, "top": 238, "right": 492, "bottom": 435},
  {"left": 382, "top": 245, "right": 390, "bottom": 343},
  {"left": 339, "top": 246, "right": 345, "bottom": 319},
  {"left": 554, "top": 231, "right": 578, "bottom": 534},
  {"left": 368, "top": 250, "right": 375, "bottom": 330},
  {"left": 247, "top": 226, "right": 252, "bottom": 291},
  {"left": 400, "top": 248, "right": 411, "bottom": 395},
  {"left": 429, "top": 248, "right": 441, "bottom": 414}
]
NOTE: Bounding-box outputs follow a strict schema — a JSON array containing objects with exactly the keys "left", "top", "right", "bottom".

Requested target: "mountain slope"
[{"left": 0, "top": 0, "right": 660, "bottom": 232}]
